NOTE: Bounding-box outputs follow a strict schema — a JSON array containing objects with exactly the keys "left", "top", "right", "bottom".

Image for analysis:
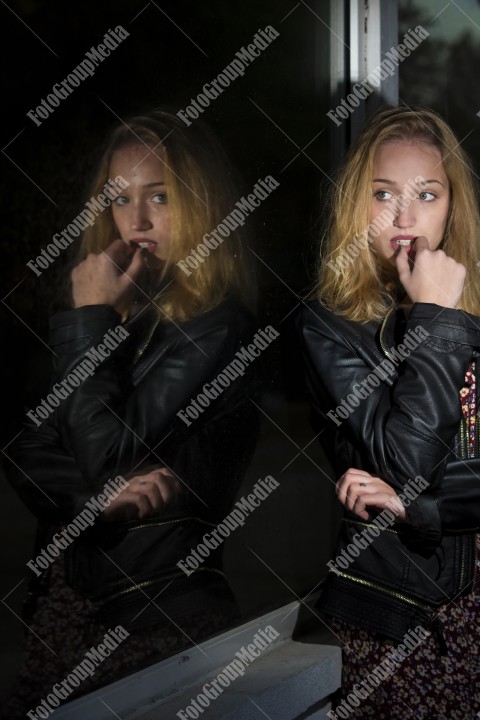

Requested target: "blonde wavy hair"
[
  {"left": 317, "top": 105, "right": 480, "bottom": 322},
  {"left": 79, "top": 110, "right": 255, "bottom": 322}
]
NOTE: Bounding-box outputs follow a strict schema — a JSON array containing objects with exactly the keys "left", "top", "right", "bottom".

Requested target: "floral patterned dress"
[
  {"left": 0, "top": 552, "right": 238, "bottom": 719},
  {"left": 330, "top": 361, "right": 480, "bottom": 719}
]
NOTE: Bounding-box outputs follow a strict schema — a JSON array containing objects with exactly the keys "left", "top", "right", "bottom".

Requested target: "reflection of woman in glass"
[
  {"left": 298, "top": 107, "right": 480, "bottom": 717},
  {"left": 4, "top": 110, "right": 259, "bottom": 716}
]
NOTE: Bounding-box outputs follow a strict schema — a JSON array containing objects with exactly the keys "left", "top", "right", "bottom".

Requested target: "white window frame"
[{"left": 330, "top": 0, "right": 398, "bottom": 156}]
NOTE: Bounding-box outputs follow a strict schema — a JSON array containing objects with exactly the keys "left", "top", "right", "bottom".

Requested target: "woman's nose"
[
  {"left": 393, "top": 201, "right": 416, "bottom": 228},
  {"left": 131, "top": 205, "right": 153, "bottom": 231}
]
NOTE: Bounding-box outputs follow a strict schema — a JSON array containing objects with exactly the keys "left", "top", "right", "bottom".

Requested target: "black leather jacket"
[
  {"left": 297, "top": 300, "right": 480, "bottom": 642},
  {"left": 5, "top": 297, "right": 260, "bottom": 627}
]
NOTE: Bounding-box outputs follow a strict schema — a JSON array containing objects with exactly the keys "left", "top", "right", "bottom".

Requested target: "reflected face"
[
  {"left": 368, "top": 140, "right": 450, "bottom": 269},
  {"left": 109, "top": 144, "right": 172, "bottom": 261}
]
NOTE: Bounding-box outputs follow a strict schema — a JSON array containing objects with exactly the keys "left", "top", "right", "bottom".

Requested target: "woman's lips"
[
  {"left": 129, "top": 239, "right": 158, "bottom": 254},
  {"left": 390, "top": 236, "right": 417, "bottom": 254}
]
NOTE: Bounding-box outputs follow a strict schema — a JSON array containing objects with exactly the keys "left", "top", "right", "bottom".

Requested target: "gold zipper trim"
[
  {"left": 133, "top": 314, "right": 162, "bottom": 363},
  {"left": 459, "top": 419, "right": 466, "bottom": 461},
  {"left": 379, "top": 305, "right": 397, "bottom": 362},
  {"left": 474, "top": 542, "right": 478, "bottom": 586},
  {"left": 125, "top": 516, "right": 216, "bottom": 533},
  {"left": 344, "top": 518, "right": 398, "bottom": 535},
  {"left": 97, "top": 517, "right": 222, "bottom": 604},
  {"left": 125, "top": 300, "right": 165, "bottom": 364},
  {"left": 330, "top": 568, "right": 433, "bottom": 613},
  {"left": 103, "top": 572, "right": 181, "bottom": 601},
  {"left": 458, "top": 535, "right": 469, "bottom": 591},
  {"left": 99, "top": 566, "right": 225, "bottom": 605}
]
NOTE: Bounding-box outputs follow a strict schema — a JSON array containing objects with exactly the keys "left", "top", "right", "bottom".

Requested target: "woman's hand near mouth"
[
  {"left": 71, "top": 239, "right": 145, "bottom": 311},
  {"left": 395, "top": 235, "right": 466, "bottom": 309}
]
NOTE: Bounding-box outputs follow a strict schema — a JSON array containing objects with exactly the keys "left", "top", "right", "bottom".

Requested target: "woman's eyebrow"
[{"left": 373, "top": 178, "right": 445, "bottom": 187}]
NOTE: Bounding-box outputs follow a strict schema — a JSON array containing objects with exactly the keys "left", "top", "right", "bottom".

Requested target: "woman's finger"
[
  {"left": 128, "top": 467, "right": 180, "bottom": 509},
  {"left": 336, "top": 468, "right": 407, "bottom": 521}
]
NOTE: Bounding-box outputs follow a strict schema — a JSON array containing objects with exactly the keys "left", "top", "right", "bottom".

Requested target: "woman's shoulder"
[
  {"left": 181, "top": 297, "right": 256, "bottom": 334},
  {"left": 296, "top": 298, "right": 370, "bottom": 342},
  {"left": 151, "top": 297, "right": 257, "bottom": 353}
]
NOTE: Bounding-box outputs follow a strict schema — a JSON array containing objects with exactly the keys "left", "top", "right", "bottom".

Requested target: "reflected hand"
[
  {"left": 71, "top": 239, "right": 144, "bottom": 311},
  {"left": 102, "top": 467, "right": 181, "bottom": 522},
  {"left": 336, "top": 468, "right": 407, "bottom": 522}
]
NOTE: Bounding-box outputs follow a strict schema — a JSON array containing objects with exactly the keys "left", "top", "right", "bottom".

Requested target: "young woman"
[
  {"left": 3, "top": 110, "right": 259, "bottom": 716},
  {"left": 297, "top": 106, "right": 480, "bottom": 718}
]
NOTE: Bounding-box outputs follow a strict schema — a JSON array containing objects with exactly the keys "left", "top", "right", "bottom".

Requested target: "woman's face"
[
  {"left": 368, "top": 140, "right": 450, "bottom": 269},
  {"left": 110, "top": 143, "right": 171, "bottom": 262}
]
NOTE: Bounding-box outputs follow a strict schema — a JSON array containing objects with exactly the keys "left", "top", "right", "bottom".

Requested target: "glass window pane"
[
  {"left": 0, "top": 0, "right": 343, "bottom": 706},
  {"left": 399, "top": 0, "right": 480, "bottom": 171}
]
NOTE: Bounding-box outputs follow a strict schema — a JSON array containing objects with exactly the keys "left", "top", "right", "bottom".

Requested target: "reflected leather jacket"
[
  {"left": 5, "top": 297, "right": 260, "bottom": 628},
  {"left": 297, "top": 299, "right": 480, "bottom": 643}
]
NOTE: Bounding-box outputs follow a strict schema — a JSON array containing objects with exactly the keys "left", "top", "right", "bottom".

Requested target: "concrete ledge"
[
  {"left": 50, "top": 597, "right": 341, "bottom": 720},
  {"left": 137, "top": 637, "right": 341, "bottom": 719}
]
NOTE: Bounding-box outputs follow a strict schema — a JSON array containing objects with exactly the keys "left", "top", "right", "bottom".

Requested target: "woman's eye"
[
  {"left": 152, "top": 193, "right": 167, "bottom": 204},
  {"left": 113, "top": 195, "right": 129, "bottom": 205},
  {"left": 374, "top": 190, "right": 393, "bottom": 201},
  {"left": 418, "top": 191, "right": 436, "bottom": 201}
]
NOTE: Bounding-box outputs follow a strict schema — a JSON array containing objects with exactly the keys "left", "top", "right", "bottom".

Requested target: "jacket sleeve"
[
  {"left": 298, "top": 302, "right": 480, "bottom": 543},
  {"left": 3, "top": 420, "right": 88, "bottom": 523},
  {"left": 5, "top": 302, "right": 252, "bottom": 521},
  {"left": 405, "top": 459, "right": 480, "bottom": 536}
]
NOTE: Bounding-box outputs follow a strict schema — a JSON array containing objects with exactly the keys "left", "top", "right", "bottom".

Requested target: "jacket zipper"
[
  {"left": 459, "top": 419, "right": 466, "bottom": 461},
  {"left": 457, "top": 534, "right": 477, "bottom": 592},
  {"left": 378, "top": 306, "right": 397, "bottom": 362},
  {"left": 459, "top": 539, "right": 467, "bottom": 590},
  {"left": 99, "top": 566, "right": 225, "bottom": 605},
  {"left": 332, "top": 538, "right": 475, "bottom": 612},
  {"left": 96, "top": 516, "right": 220, "bottom": 603},
  {"left": 330, "top": 568, "right": 434, "bottom": 614},
  {"left": 101, "top": 572, "right": 181, "bottom": 602},
  {"left": 133, "top": 314, "right": 162, "bottom": 363},
  {"left": 344, "top": 518, "right": 398, "bottom": 535},
  {"left": 125, "top": 516, "right": 216, "bottom": 532}
]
